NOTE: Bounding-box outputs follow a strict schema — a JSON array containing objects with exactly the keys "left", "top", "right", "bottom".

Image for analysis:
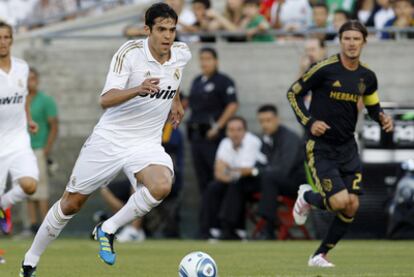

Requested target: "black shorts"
[
  {"left": 305, "top": 138, "right": 363, "bottom": 199},
  {"left": 106, "top": 179, "right": 132, "bottom": 204}
]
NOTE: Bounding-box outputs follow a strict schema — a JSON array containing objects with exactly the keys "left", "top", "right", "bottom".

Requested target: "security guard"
[{"left": 187, "top": 47, "right": 238, "bottom": 196}]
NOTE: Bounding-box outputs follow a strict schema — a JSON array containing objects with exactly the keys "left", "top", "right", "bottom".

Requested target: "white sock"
[
  {"left": 102, "top": 186, "right": 161, "bottom": 234},
  {"left": 23, "top": 200, "right": 74, "bottom": 267},
  {"left": 1, "top": 185, "right": 27, "bottom": 209}
]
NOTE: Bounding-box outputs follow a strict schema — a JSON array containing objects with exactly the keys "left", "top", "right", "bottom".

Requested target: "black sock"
[
  {"left": 314, "top": 213, "right": 353, "bottom": 256},
  {"left": 304, "top": 191, "right": 326, "bottom": 210}
]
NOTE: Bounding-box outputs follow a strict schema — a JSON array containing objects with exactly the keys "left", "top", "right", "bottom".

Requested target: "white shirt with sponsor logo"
[
  {"left": 215, "top": 132, "right": 262, "bottom": 168},
  {"left": 0, "top": 57, "right": 30, "bottom": 154},
  {"left": 93, "top": 38, "right": 191, "bottom": 147}
]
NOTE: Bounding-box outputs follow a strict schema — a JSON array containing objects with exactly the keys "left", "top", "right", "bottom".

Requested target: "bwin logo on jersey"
[
  {"left": 0, "top": 93, "right": 24, "bottom": 105},
  {"left": 140, "top": 86, "right": 177, "bottom": 100}
]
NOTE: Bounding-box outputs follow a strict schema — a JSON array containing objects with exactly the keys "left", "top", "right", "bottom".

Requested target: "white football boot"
[
  {"left": 308, "top": 253, "right": 335, "bottom": 267},
  {"left": 293, "top": 184, "right": 312, "bottom": 225}
]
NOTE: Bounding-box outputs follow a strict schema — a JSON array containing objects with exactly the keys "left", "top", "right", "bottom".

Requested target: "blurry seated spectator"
[
  {"left": 181, "top": 0, "right": 216, "bottom": 42},
  {"left": 99, "top": 179, "right": 146, "bottom": 243},
  {"left": 30, "top": 0, "right": 78, "bottom": 25},
  {"left": 353, "top": 0, "right": 379, "bottom": 26},
  {"left": 256, "top": 105, "right": 306, "bottom": 239},
  {"left": 200, "top": 116, "right": 262, "bottom": 239},
  {"left": 326, "top": 9, "right": 351, "bottom": 40},
  {"left": 374, "top": 0, "right": 395, "bottom": 29},
  {"left": 268, "top": 0, "right": 312, "bottom": 32},
  {"left": 124, "top": 0, "right": 196, "bottom": 38},
  {"left": 382, "top": 0, "right": 414, "bottom": 39},
  {"left": 240, "top": 0, "right": 274, "bottom": 42},
  {"left": 299, "top": 38, "right": 327, "bottom": 76},
  {"left": 205, "top": 0, "right": 247, "bottom": 41},
  {"left": 325, "top": 0, "right": 356, "bottom": 19},
  {"left": 309, "top": 3, "right": 330, "bottom": 40}
]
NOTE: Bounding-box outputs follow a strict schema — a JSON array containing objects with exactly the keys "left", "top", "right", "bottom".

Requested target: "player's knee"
[
  {"left": 329, "top": 197, "right": 349, "bottom": 211},
  {"left": 347, "top": 197, "right": 360, "bottom": 215},
  {"left": 60, "top": 198, "right": 83, "bottom": 215},
  {"left": 20, "top": 178, "right": 37, "bottom": 195},
  {"left": 149, "top": 176, "right": 172, "bottom": 200}
]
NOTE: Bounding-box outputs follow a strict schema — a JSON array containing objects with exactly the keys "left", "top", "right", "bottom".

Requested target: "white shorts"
[
  {"left": 66, "top": 133, "right": 174, "bottom": 195},
  {"left": 0, "top": 147, "right": 39, "bottom": 195}
]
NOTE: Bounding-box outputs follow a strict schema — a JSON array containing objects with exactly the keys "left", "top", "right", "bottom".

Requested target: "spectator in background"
[
  {"left": 325, "top": 0, "right": 356, "bottom": 19},
  {"left": 299, "top": 38, "right": 327, "bottom": 76},
  {"left": 206, "top": 0, "right": 247, "bottom": 41},
  {"left": 326, "top": 9, "right": 351, "bottom": 40},
  {"left": 268, "top": 0, "right": 312, "bottom": 37},
  {"left": 382, "top": 0, "right": 414, "bottom": 39},
  {"left": 309, "top": 3, "right": 330, "bottom": 40},
  {"left": 353, "top": 0, "right": 379, "bottom": 26},
  {"left": 240, "top": 0, "right": 274, "bottom": 42},
  {"left": 255, "top": 105, "right": 306, "bottom": 239},
  {"left": 201, "top": 116, "right": 261, "bottom": 239},
  {"left": 26, "top": 67, "right": 58, "bottom": 235},
  {"left": 182, "top": 0, "right": 216, "bottom": 42},
  {"left": 187, "top": 47, "right": 238, "bottom": 235},
  {"left": 374, "top": 0, "right": 395, "bottom": 30}
]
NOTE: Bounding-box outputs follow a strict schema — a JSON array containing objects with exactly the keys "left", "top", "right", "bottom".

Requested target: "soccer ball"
[{"left": 178, "top": 251, "right": 218, "bottom": 277}]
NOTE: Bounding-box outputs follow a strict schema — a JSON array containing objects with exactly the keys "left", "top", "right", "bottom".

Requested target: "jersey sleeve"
[
  {"left": 101, "top": 41, "right": 135, "bottom": 95},
  {"left": 287, "top": 61, "right": 325, "bottom": 129},
  {"left": 174, "top": 42, "right": 192, "bottom": 66},
  {"left": 363, "top": 71, "right": 382, "bottom": 123}
]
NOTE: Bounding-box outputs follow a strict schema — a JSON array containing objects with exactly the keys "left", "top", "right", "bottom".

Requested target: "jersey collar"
[{"left": 144, "top": 38, "right": 177, "bottom": 65}]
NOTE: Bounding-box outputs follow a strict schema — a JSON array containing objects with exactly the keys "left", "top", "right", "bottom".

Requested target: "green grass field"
[{"left": 1, "top": 239, "right": 413, "bottom": 276}]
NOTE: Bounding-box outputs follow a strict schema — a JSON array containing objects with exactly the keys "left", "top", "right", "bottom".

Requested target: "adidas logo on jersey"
[
  {"left": 333, "top": 80, "right": 342, "bottom": 87},
  {"left": 140, "top": 86, "right": 177, "bottom": 100},
  {"left": 0, "top": 93, "right": 24, "bottom": 105}
]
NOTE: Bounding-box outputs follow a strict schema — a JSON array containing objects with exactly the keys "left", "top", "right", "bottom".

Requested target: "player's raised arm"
[
  {"left": 100, "top": 78, "right": 160, "bottom": 109},
  {"left": 286, "top": 61, "right": 330, "bottom": 136},
  {"left": 362, "top": 73, "right": 393, "bottom": 132}
]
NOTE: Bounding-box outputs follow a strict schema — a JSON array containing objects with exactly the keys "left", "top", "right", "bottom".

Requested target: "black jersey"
[{"left": 287, "top": 54, "right": 382, "bottom": 144}]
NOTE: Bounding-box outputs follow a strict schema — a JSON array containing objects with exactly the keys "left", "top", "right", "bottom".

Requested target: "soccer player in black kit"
[{"left": 287, "top": 20, "right": 393, "bottom": 267}]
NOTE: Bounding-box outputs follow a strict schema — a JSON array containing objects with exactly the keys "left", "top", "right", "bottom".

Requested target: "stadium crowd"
[{"left": 124, "top": 0, "right": 414, "bottom": 40}]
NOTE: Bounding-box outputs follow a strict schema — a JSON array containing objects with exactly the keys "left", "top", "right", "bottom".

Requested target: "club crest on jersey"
[
  {"left": 358, "top": 79, "right": 366, "bottom": 95},
  {"left": 18, "top": 79, "right": 24, "bottom": 88},
  {"left": 174, "top": 68, "right": 180, "bottom": 81}
]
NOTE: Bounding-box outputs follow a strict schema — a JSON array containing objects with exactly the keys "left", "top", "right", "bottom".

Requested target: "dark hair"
[
  {"left": 0, "top": 21, "right": 13, "bottom": 38},
  {"left": 227, "top": 116, "right": 248, "bottom": 130},
  {"left": 244, "top": 0, "right": 261, "bottom": 5},
  {"left": 257, "top": 104, "right": 278, "bottom": 115},
  {"left": 145, "top": 2, "right": 178, "bottom": 30},
  {"left": 313, "top": 3, "right": 329, "bottom": 11},
  {"left": 339, "top": 20, "right": 368, "bottom": 41},
  {"left": 192, "top": 0, "right": 211, "bottom": 9},
  {"left": 334, "top": 9, "right": 351, "bottom": 20},
  {"left": 199, "top": 47, "right": 218, "bottom": 59},
  {"left": 392, "top": 0, "right": 413, "bottom": 5},
  {"left": 29, "top": 67, "right": 39, "bottom": 78}
]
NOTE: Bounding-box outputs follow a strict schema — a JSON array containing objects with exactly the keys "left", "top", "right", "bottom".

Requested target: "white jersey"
[
  {"left": 93, "top": 38, "right": 191, "bottom": 147},
  {"left": 0, "top": 57, "right": 30, "bottom": 154},
  {"left": 216, "top": 132, "right": 262, "bottom": 168}
]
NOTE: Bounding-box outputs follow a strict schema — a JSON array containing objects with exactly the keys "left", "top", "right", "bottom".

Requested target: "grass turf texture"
[{"left": 0, "top": 239, "right": 413, "bottom": 276}]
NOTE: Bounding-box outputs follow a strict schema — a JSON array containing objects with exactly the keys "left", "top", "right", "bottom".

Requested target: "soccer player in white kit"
[
  {"left": 21, "top": 3, "right": 191, "bottom": 276},
  {"left": 0, "top": 21, "right": 38, "bottom": 236}
]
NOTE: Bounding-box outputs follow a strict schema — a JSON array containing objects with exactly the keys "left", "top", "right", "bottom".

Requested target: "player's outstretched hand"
[
  {"left": 28, "top": 120, "right": 38, "bottom": 134},
  {"left": 169, "top": 99, "right": 184, "bottom": 129},
  {"left": 310, "top": 120, "right": 330, "bottom": 137},
  {"left": 379, "top": 112, "right": 393, "bottom": 133},
  {"left": 137, "top": 78, "right": 160, "bottom": 95}
]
